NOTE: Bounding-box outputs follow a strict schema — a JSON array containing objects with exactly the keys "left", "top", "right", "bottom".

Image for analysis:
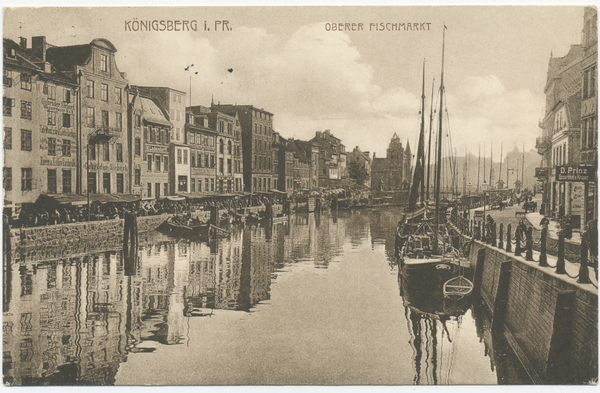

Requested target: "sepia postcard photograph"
[{"left": 1, "top": 5, "right": 598, "bottom": 386}]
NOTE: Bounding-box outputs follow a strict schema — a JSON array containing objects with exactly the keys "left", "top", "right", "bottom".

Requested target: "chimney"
[
  {"left": 373, "top": 152, "right": 376, "bottom": 159},
  {"left": 19, "top": 37, "right": 27, "bottom": 49},
  {"left": 32, "top": 36, "right": 46, "bottom": 62}
]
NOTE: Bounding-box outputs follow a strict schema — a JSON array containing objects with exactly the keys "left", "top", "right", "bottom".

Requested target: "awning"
[
  {"left": 269, "top": 189, "right": 287, "bottom": 195},
  {"left": 115, "top": 194, "right": 141, "bottom": 203},
  {"left": 36, "top": 193, "right": 88, "bottom": 206},
  {"left": 165, "top": 195, "right": 186, "bottom": 201}
]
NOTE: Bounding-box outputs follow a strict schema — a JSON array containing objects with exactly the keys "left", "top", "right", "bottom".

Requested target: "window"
[
  {"left": 88, "top": 172, "right": 96, "bottom": 193},
  {"left": 103, "top": 142, "right": 109, "bottom": 161},
  {"left": 3, "top": 168, "right": 12, "bottom": 191},
  {"left": 102, "top": 173, "right": 111, "bottom": 193},
  {"left": 101, "top": 110, "right": 109, "bottom": 129},
  {"left": 3, "top": 97, "right": 14, "bottom": 116},
  {"left": 591, "top": 66, "right": 596, "bottom": 98},
  {"left": 62, "top": 139, "right": 71, "bottom": 157},
  {"left": 219, "top": 158, "right": 224, "bottom": 174},
  {"left": 204, "top": 153, "right": 209, "bottom": 168},
  {"left": 100, "top": 54, "right": 108, "bottom": 72},
  {"left": 86, "top": 80, "right": 94, "bottom": 98},
  {"left": 20, "top": 101, "right": 32, "bottom": 120},
  {"left": 89, "top": 144, "right": 96, "bottom": 160},
  {"left": 228, "top": 159, "right": 232, "bottom": 174},
  {"left": 20, "top": 73, "right": 31, "bottom": 90},
  {"left": 3, "top": 69, "right": 12, "bottom": 87},
  {"left": 21, "top": 130, "right": 32, "bottom": 151},
  {"left": 177, "top": 149, "right": 182, "bottom": 164},
  {"left": 63, "top": 89, "right": 71, "bottom": 103},
  {"left": 219, "top": 139, "right": 224, "bottom": 153},
  {"left": 62, "top": 113, "right": 71, "bottom": 128},
  {"left": 189, "top": 132, "right": 195, "bottom": 145},
  {"left": 62, "top": 170, "right": 71, "bottom": 193},
  {"left": 116, "top": 143, "right": 123, "bottom": 162},
  {"left": 227, "top": 141, "right": 232, "bottom": 154},
  {"left": 164, "top": 156, "right": 168, "bottom": 172},
  {"left": 147, "top": 183, "right": 152, "bottom": 198},
  {"left": 150, "top": 127, "right": 155, "bottom": 143},
  {"left": 191, "top": 152, "right": 196, "bottom": 167},
  {"left": 86, "top": 107, "right": 95, "bottom": 127},
  {"left": 227, "top": 123, "right": 232, "bottom": 135},
  {"left": 4, "top": 127, "right": 12, "bottom": 149},
  {"left": 155, "top": 183, "right": 161, "bottom": 198},
  {"left": 183, "top": 150, "right": 188, "bottom": 164},
  {"left": 21, "top": 168, "right": 32, "bottom": 191},
  {"left": 135, "top": 169, "right": 141, "bottom": 186},
  {"left": 114, "top": 87, "right": 122, "bottom": 104},
  {"left": 148, "top": 155, "right": 152, "bottom": 171},
  {"left": 47, "top": 169, "right": 57, "bottom": 194},
  {"left": 211, "top": 155, "right": 215, "bottom": 168},
  {"left": 135, "top": 138, "right": 141, "bottom": 156},
  {"left": 191, "top": 178, "right": 196, "bottom": 192},
  {"left": 117, "top": 174, "right": 124, "bottom": 193},
  {"left": 135, "top": 114, "right": 141, "bottom": 127},
  {"left": 99, "top": 83, "right": 108, "bottom": 101},
  {"left": 47, "top": 111, "right": 56, "bottom": 126},
  {"left": 178, "top": 176, "right": 188, "bottom": 192},
  {"left": 155, "top": 155, "right": 161, "bottom": 172},
  {"left": 164, "top": 183, "right": 168, "bottom": 196},
  {"left": 47, "top": 85, "right": 56, "bottom": 101}
]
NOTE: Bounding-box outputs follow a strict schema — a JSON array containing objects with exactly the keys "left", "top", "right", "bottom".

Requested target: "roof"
[
  {"left": 46, "top": 38, "right": 118, "bottom": 73},
  {"left": 140, "top": 97, "right": 172, "bottom": 127}
]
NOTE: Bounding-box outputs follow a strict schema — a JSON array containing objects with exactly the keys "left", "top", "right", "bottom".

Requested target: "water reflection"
[{"left": 3, "top": 208, "right": 528, "bottom": 385}]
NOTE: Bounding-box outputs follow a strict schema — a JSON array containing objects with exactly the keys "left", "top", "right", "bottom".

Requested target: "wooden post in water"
[
  {"left": 578, "top": 231, "right": 591, "bottom": 283},
  {"left": 555, "top": 232, "right": 566, "bottom": 274},
  {"left": 539, "top": 227, "right": 548, "bottom": 267},
  {"left": 498, "top": 223, "right": 504, "bottom": 249},
  {"left": 525, "top": 227, "right": 533, "bottom": 261},
  {"left": 123, "top": 212, "right": 138, "bottom": 276},
  {"left": 506, "top": 224, "right": 512, "bottom": 253},
  {"left": 3, "top": 218, "right": 12, "bottom": 313},
  {"left": 491, "top": 222, "right": 497, "bottom": 247}
]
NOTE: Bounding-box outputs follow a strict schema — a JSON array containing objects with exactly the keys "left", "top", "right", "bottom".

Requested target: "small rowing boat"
[{"left": 443, "top": 275, "right": 473, "bottom": 299}]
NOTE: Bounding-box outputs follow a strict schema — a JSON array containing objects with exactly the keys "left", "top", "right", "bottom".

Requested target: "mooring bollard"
[
  {"left": 539, "top": 227, "right": 548, "bottom": 267},
  {"left": 506, "top": 224, "right": 512, "bottom": 253},
  {"left": 514, "top": 225, "right": 523, "bottom": 257},
  {"left": 525, "top": 227, "right": 533, "bottom": 261},
  {"left": 555, "top": 232, "right": 566, "bottom": 274},
  {"left": 498, "top": 223, "right": 504, "bottom": 249},
  {"left": 578, "top": 231, "right": 591, "bottom": 283},
  {"left": 491, "top": 222, "right": 497, "bottom": 247}
]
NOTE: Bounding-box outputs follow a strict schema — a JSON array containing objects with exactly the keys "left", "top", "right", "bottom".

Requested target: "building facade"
[
  {"left": 3, "top": 37, "right": 79, "bottom": 212},
  {"left": 537, "top": 42, "right": 584, "bottom": 225},
  {"left": 47, "top": 37, "right": 129, "bottom": 197},
  {"left": 580, "top": 6, "right": 598, "bottom": 225},
  {"left": 185, "top": 110, "right": 217, "bottom": 195},
  {"left": 371, "top": 133, "right": 410, "bottom": 191},
  {"left": 211, "top": 104, "right": 275, "bottom": 193},
  {"left": 347, "top": 146, "right": 372, "bottom": 188},
  {"left": 310, "top": 130, "right": 346, "bottom": 188},
  {"left": 133, "top": 86, "right": 187, "bottom": 144},
  {"left": 208, "top": 110, "right": 243, "bottom": 193}
]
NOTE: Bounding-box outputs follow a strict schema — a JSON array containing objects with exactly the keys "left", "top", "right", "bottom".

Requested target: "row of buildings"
[
  {"left": 3, "top": 34, "right": 412, "bottom": 213},
  {"left": 536, "top": 6, "right": 598, "bottom": 229}
]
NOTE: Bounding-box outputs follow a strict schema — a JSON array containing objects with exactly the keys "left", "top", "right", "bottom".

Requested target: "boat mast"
[
  {"left": 426, "top": 78, "right": 435, "bottom": 201},
  {"left": 489, "top": 142, "right": 493, "bottom": 188},
  {"left": 408, "top": 59, "right": 427, "bottom": 211},
  {"left": 521, "top": 143, "right": 525, "bottom": 188},
  {"left": 477, "top": 144, "right": 480, "bottom": 194},
  {"left": 433, "top": 25, "right": 446, "bottom": 254}
]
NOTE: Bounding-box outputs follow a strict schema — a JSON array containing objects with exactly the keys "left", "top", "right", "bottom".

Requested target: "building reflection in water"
[{"left": 2, "top": 208, "right": 529, "bottom": 386}]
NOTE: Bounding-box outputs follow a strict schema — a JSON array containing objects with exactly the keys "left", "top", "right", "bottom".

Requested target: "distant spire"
[{"left": 211, "top": 95, "right": 214, "bottom": 105}]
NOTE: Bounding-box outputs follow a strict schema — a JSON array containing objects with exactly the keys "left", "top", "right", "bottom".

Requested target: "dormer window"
[
  {"left": 100, "top": 54, "right": 108, "bottom": 72},
  {"left": 8, "top": 48, "right": 16, "bottom": 58}
]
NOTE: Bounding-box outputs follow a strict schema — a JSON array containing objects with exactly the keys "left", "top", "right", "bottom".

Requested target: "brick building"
[
  {"left": 184, "top": 109, "right": 217, "bottom": 195},
  {"left": 371, "top": 133, "right": 411, "bottom": 191},
  {"left": 3, "top": 37, "right": 79, "bottom": 212},
  {"left": 208, "top": 110, "right": 243, "bottom": 193},
  {"left": 310, "top": 130, "right": 346, "bottom": 188}
]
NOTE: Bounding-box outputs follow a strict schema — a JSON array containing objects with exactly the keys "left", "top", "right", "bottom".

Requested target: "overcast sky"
[{"left": 4, "top": 6, "right": 586, "bottom": 161}]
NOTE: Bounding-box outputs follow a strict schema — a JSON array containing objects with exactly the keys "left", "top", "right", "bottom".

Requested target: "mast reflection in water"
[{"left": 3, "top": 208, "right": 529, "bottom": 385}]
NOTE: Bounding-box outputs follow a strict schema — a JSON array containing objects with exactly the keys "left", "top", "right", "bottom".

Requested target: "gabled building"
[
  {"left": 207, "top": 110, "right": 243, "bottom": 193},
  {"left": 185, "top": 108, "right": 217, "bottom": 195},
  {"left": 46, "top": 37, "right": 129, "bottom": 196},
  {"left": 537, "top": 43, "right": 584, "bottom": 223},
  {"left": 3, "top": 37, "right": 79, "bottom": 211},
  {"left": 310, "top": 130, "right": 346, "bottom": 188},
  {"left": 347, "top": 146, "right": 372, "bottom": 188},
  {"left": 130, "top": 86, "right": 186, "bottom": 143},
  {"left": 371, "top": 133, "right": 410, "bottom": 191},
  {"left": 128, "top": 90, "right": 172, "bottom": 199}
]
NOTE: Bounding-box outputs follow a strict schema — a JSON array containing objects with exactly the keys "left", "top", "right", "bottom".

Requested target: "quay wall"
[
  {"left": 465, "top": 238, "right": 598, "bottom": 384},
  {"left": 7, "top": 205, "right": 279, "bottom": 262}
]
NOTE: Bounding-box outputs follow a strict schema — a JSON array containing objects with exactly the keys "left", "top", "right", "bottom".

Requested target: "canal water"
[{"left": 3, "top": 208, "right": 531, "bottom": 385}]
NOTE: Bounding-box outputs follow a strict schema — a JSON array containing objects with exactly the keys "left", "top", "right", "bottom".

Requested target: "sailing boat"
[{"left": 396, "top": 27, "right": 464, "bottom": 272}]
